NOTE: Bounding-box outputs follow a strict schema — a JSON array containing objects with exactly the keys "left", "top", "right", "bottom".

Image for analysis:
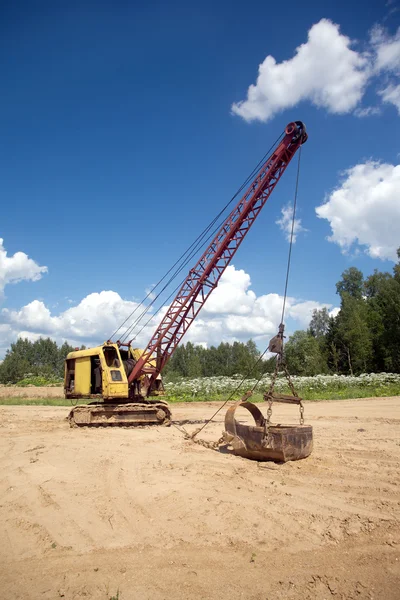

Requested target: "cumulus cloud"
[
  {"left": 1, "top": 265, "right": 337, "bottom": 354},
  {"left": 231, "top": 19, "right": 370, "bottom": 122},
  {"left": 170, "top": 266, "right": 335, "bottom": 346},
  {"left": 316, "top": 161, "right": 400, "bottom": 261},
  {"left": 276, "top": 205, "right": 307, "bottom": 243},
  {"left": 372, "top": 25, "right": 400, "bottom": 73},
  {"left": 0, "top": 238, "right": 47, "bottom": 300},
  {"left": 379, "top": 83, "right": 400, "bottom": 112},
  {"left": 372, "top": 26, "right": 400, "bottom": 113},
  {"left": 232, "top": 20, "right": 400, "bottom": 122},
  {"left": 2, "top": 291, "right": 149, "bottom": 345}
]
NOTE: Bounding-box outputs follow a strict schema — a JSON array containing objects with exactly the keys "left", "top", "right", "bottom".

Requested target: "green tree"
[
  {"left": 337, "top": 295, "right": 372, "bottom": 374},
  {"left": 185, "top": 342, "right": 202, "bottom": 378},
  {"left": 393, "top": 248, "right": 400, "bottom": 284},
  {"left": 365, "top": 273, "right": 400, "bottom": 372},
  {"left": 336, "top": 267, "right": 364, "bottom": 300},
  {"left": 324, "top": 316, "right": 343, "bottom": 374},
  {"left": 334, "top": 268, "right": 372, "bottom": 374},
  {"left": 0, "top": 337, "right": 75, "bottom": 384},
  {"left": 0, "top": 351, "right": 31, "bottom": 383},
  {"left": 165, "top": 339, "right": 263, "bottom": 379},
  {"left": 309, "top": 307, "right": 330, "bottom": 339},
  {"left": 284, "top": 330, "right": 328, "bottom": 376}
]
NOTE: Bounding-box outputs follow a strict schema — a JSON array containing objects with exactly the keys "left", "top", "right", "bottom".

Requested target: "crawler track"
[{"left": 68, "top": 401, "right": 171, "bottom": 427}]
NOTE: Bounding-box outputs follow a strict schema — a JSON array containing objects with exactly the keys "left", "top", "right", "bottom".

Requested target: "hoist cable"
[
  {"left": 121, "top": 134, "right": 287, "bottom": 344},
  {"left": 189, "top": 345, "right": 273, "bottom": 438},
  {"left": 121, "top": 195, "right": 243, "bottom": 344},
  {"left": 109, "top": 133, "right": 284, "bottom": 342},
  {"left": 116, "top": 134, "right": 284, "bottom": 342},
  {"left": 191, "top": 145, "right": 303, "bottom": 439},
  {"left": 280, "top": 145, "right": 302, "bottom": 324}
]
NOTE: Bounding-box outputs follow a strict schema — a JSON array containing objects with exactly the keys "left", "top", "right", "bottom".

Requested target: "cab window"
[
  {"left": 103, "top": 346, "right": 121, "bottom": 368},
  {"left": 111, "top": 370, "right": 123, "bottom": 381}
]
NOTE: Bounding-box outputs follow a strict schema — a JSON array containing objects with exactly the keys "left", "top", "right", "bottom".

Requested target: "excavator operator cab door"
[{"left": 100, "top": 345, "right": 129, "bottom": 400}]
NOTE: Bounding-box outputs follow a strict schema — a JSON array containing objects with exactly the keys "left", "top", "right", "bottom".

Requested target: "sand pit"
[{"left": 0, "top": 398, "right": 399, "bottom": 599}]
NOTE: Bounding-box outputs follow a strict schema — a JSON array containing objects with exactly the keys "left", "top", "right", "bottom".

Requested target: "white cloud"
[
  {"left": 145, "top": 286, "right": 156, "bottom": 301},
  {"left": 231, "top": 19, "right": 370, "bottom": 122},
  {"left": 0, "top": 238, "right": 47, "bottom": 300},
  {"left": 276, "top": 204, "right": 307, "bottom": 243},
  {"left": 173, "top": 268, "right": 335, "bottom": 346},
  {"left": 2, "top": 291, "right": 148, "bottom": 345},
  {"left": 372, "top": 25, "right": 400, "bottom": 73},
  {"left": 354, "top": 106, "right": 381, "bottom": 117},
  {"left": 316, "top": 161, "right": 400, "bottom": 261},
  {"left": 379, "top": 83, "right": 400, "bottom": 112},
  {"left": 232, "top": 21, "right": 400, "bottom": 122},
  {"left": 372, "top": 26, "right": 400, "bottom": 113},
  {"left": 202, "top": 266, "right": 256, "bottom": 315},
  {"left": 1, "top": 265, "right": 337, "bottom": 355}
]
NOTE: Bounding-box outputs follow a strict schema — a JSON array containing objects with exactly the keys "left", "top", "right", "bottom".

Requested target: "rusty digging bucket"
[{"left": 224, "top": 400, "right": 313, "bottom": 462}]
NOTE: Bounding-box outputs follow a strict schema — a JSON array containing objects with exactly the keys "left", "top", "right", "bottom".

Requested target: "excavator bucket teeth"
[
  {"left": 69, "top": 402, "right": 171, "bottom": 427},
  {"left": 224, "top": 400, "right": 313, "bottom": 462}
]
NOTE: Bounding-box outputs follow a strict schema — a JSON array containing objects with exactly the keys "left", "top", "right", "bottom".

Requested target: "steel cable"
[
  {"left": 109, "top": 133, "right": 284, "bottom": 342},
  {"left": 190, "top": 145, "right": 303, "bottom": 439}
]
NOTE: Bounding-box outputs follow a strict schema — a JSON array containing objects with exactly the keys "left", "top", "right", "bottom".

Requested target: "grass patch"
[
  {"left": 295, "top": 383, "right": 400, "bottom": 401},
  {"left": 164, "top": 373, "right": 400, "bottom": 403},
  {"left": 0, "top": 397, "right": 72, "bottom": 406},
  {"left": 1, "top": 383, "right": 399, "bottom": 407},
  {"left": 165, "top": 384, "right": 400, "bottom": 403}
]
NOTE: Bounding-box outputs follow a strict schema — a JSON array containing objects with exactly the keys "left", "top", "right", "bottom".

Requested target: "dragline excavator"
[{"left": 66, "top": 121, "right": 308, "bottom": 427}]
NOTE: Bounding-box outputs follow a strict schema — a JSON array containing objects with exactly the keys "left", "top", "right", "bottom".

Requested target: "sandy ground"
[{"left": 0, "top": 398, "right": 399, "bottom": 600}]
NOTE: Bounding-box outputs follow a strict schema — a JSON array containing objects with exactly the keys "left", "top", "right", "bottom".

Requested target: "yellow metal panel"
[
  {"left": 131, "top": 347, "right": 156, "bottom": 367},
  {"left": 131, "top": 348, "right": 144, "bottom": 361},
  {"left": 67, "top": 345, "right": 104, "bottom": 360},
  {"left": 102, "top": 363, "right": 129, "bottom": 399},
  {"left": 74, "top": 357, "right": 91, "bottom": 395},
  {"left": 106, "top": 382, "right": 129, "bottom": 398}
]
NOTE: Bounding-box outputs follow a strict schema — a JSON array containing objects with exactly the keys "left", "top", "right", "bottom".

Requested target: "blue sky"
[{"left": 1, "top": 0, "right": 399, "bottom": 355}]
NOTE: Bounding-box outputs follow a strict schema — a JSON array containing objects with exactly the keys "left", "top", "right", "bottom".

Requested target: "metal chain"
[
  {"left": 173, "top": 349, "right": 306, "bottom": 455},
  {"left": 265, "top": 357, "right": 280, "bottom": 399},
  {"left": 299, "top": 403, "right": 304, "bottom": 425},
  {"left": 281, "top": 357, "right": 305, "bottom": 425},
  {"left": 281, "top": 360, "right": 297, "bottom": 397},
  {"left": 263, "top": 352, "right": 306, "bottom": 426},
  {"left": 186, "top": 433, "right": 225, "bottom": 451}
]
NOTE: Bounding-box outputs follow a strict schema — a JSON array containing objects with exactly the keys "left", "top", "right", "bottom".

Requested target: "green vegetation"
[
  {"left": 164, "top": 373, "right": 400, "bottom": 402},
  {"left": 0, "top": 338, "right": 86, "bottom": 385},
  {"left": 165, "top": 253, "right": 400, "bottom": 379},
  {"left": 0, "top": 397, "right": 70, "bottom": 406},
  {"left": 164, "top": 339, "right": 262, "bottom": 379},
  {"left": 1, "top": 373, "right": 399, "bottom": 406}
]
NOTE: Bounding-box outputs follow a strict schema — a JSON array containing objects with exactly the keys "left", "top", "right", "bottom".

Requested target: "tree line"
[
  {"left": 166, "top": 251, "right": 400, "bottom": 378},
  {"left": 1, "top": 250, "right": 399, "bottom": 383},
  {"left": 0, "top": 338, "right": 79, "bottom": 383},
  {"left": 285, "top": 250, "right": 400, "bottom": 376}
]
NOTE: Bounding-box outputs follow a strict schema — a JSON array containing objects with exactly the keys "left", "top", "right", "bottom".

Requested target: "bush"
[
  {"left": 15, "top": 375, "right": 63, "bottom": 387},
  {"left": 164, "top": 372, "right": 400, "bottom": 402}
]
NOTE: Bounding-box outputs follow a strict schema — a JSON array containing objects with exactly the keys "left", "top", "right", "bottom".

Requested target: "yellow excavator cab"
[
  {"left": 65, "top": 343, "right": 169, "bottom": 426},
  {"left": 65, "top": 343, "right": 128, "bottom": 400}
]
